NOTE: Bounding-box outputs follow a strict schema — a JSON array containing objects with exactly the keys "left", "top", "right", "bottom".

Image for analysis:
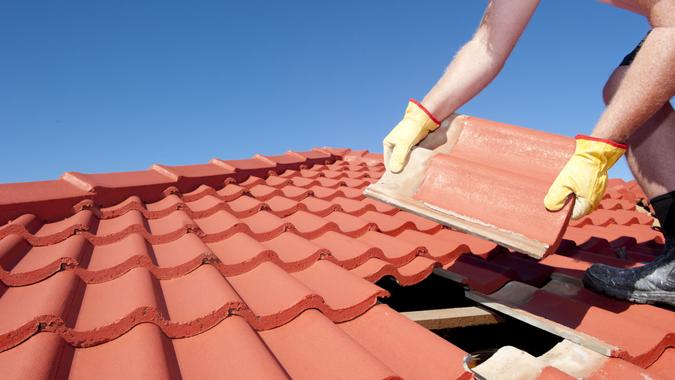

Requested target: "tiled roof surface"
[
  {"left": 411, "top": 116, "right": 576, "bottom": 258},
  {"left": 0, "top": 147, "right": 672, "bottom": 379}
]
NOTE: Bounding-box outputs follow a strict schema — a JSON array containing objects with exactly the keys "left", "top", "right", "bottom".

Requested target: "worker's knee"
[{"left": 602, "top": 66, "right": 628, "bottom": 105}]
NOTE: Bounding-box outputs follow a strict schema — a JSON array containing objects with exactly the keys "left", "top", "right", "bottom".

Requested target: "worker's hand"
[
  {"left": 544, "top": 135, "right": 627, "bottom": 219},
  {"left": 383, "top": 99, "right": 441, "bottom": 173}
]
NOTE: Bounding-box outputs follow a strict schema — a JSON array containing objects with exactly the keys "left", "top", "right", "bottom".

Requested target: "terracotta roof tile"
[
  {"left": 259, "top": 309, "right": 401, "bottom": 379},
  {"left": 359, "top": 210, "right": 416, "bottom": 234},
  {"left": 569, "top": 209, "right": 653, "bottom": 227},
  {"left": 298, "top": 196, "right": 341, "bottom": 215},
  {"left": 518, "top": 289, "right": 669, "bottom": 366},
  {"left": 396, "top": 229, "right": 470, "bottom": 263},
  {"left": 351, "top": 257, "right": 439, "bottom": 285},
  {"left": 0, "top": 146, "right": 672, "bottom": 378},
  {"left": 172, "top": 316, "right": 289, "bottom": 379},
  {"left": 597, "top": 198, "right": 636, "bottom": 211},
  {"left": 339, "top": 304, "right": 471, "bottom": 380},
  {"left": 443, "top": 254, "right": 516, "bottom": 294},
  {"left": 357, "top": 230, "right": 424, "bottom": 264},
  {"left": 645, "top": 348, "right": 675, "bottom": 379},
  {"left": 432, "top": 228, "right": 500, "bottom": 259},
  {"left": 366, "top": 116, "right": 575, "bottom": 258},
  {"left": 312, "top": 231, "right": 378, "bottom": 268},
  {"left": 323, "top": 211, "right": 375, "bottom": 235},
  {"left": 587, "top": 356, "right": 670, "bottom": 379}
]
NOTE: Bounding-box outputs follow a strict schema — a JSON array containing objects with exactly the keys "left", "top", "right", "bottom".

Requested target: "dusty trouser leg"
[{"left": 583, "top": 63, "right": 675, "bottom": 306}]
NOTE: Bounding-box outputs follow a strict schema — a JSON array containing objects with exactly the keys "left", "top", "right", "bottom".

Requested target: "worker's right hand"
[{"left": 383, "top": 99, "right": 441, "bottom": 173}]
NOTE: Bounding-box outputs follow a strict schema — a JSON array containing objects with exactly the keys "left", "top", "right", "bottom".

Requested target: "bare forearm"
[
  {"left": 419, "top": 0, "right": 540, "bottom": 121},
  {"left": 422, "top": 38, "right": 505, "bottom": 121},
  {"left": 592, "top": 27, "right": 675, "bottom": 142}
]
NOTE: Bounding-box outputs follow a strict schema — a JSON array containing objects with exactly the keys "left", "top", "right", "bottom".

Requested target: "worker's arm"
[
  {"left": 422, "top": 0, "right": 541, "bottom": 120},
  {"left": 545, "top": 18, "right": 674, "bottom": 219},
  {"left": 592, "top": 27, "right": 675, "bottom": 143},
  {"left": 384, "top": 0, "right": 540, "bottom": 172}
]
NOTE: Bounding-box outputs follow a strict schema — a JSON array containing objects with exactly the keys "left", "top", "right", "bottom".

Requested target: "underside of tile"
[{"left": 365, "top": 114, "right": 575, "bottom": 259}]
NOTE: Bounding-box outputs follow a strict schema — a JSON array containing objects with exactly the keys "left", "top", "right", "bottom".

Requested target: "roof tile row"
[
  {"left": 0, "top": 146, "right": 672, "bottom": 379},
  {"left": 0, "top": 259, "right": 388, "bottom": 351},
  {"left": 0, "top": 304, "right": 470, "bottom": 380}
]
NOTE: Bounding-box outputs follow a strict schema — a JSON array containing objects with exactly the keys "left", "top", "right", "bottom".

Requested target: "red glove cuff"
[
  {"left": 575, "top": 135, "right": 628, "bottom": 150},
  {"left": 409, "top": 98, "right": 441, "bottom": 125}
]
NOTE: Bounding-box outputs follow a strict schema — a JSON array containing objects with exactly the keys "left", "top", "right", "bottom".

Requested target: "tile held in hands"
[{"left": 365, "top": 114, "right": 576, "bottom": 259}]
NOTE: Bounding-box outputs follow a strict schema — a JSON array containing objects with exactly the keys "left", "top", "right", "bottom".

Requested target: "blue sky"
[{"left": 0, "top": 1, "right": 651, "bottom": 183}]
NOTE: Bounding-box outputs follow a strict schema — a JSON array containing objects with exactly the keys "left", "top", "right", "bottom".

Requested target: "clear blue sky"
[{"left": 1, "top": 1, "right": 651, "bottom": 183}]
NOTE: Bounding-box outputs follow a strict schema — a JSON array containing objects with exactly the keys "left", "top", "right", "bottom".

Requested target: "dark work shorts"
[{"left": 619, "top": 30, "right": 651, "bottom": 66}]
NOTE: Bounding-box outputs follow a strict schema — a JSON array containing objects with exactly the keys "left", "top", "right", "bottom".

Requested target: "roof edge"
[{"left": 0, "top": 147, "right": 379, "bottom": 224}]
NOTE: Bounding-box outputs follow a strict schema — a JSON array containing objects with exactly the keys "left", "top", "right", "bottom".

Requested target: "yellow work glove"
[
  {"left": 544, "top": 135, "right": 627, "bottom": 219},
  {"left": 383, "top": 99, "right": 441, "bottom": 173}
]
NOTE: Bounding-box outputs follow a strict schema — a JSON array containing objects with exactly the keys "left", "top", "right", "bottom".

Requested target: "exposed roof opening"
[
  {"left": 377, "top": 273, "right": 563, "bottom": 367},
  {"left": 376, "top": 272, "right": 471, "bottom": 311}
]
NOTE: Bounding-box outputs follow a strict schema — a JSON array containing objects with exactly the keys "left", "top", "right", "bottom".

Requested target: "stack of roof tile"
[{"left": 0, "top": 147, "right": 672, "bottom": 379}]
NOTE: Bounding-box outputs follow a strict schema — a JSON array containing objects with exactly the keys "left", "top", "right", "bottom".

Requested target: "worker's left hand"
[
  {"left": 544, "top": 135, "right": 627, "bottom": 219},
  {"left": 383, "top": 99, "right": 441, "bottom": 173}
]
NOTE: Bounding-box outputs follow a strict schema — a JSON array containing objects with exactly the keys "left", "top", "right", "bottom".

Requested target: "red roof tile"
[
  {"left": 0, "top": 148, "right": 478, "bottom": 379},
  {"left": 645, "top": 348, "right": 675, "bottom": 379},
  {"left": 0, "top": 146, "right": 672, "bottom": 378},
  {"left": 366, "top": 116, "right": 576, "bottom": 258},
  {"left": 588, "top": 356, "right": 670, "bottom": 380}
]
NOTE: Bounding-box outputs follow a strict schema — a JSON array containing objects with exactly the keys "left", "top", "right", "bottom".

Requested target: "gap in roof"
[{"left": 377, "top": 273, "right": 563, "bottom": 367}]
